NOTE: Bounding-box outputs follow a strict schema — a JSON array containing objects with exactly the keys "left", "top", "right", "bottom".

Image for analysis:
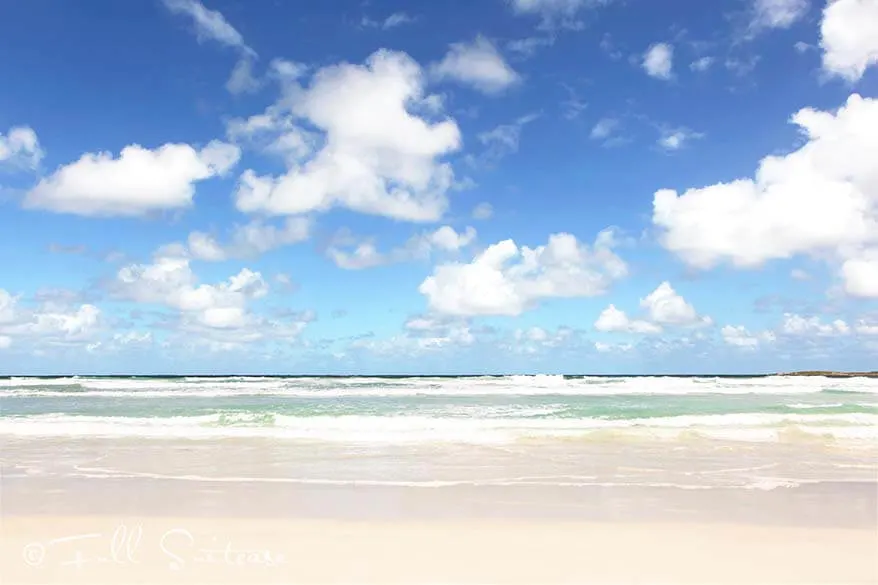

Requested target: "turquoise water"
[{"left": 2, "top": 375, "right": 877, "bottom": 443}]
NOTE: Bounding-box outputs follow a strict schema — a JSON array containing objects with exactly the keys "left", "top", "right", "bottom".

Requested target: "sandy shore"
[
  {"left": 2, "top": 437, "right": 877, "bottom": 583},
  {"left": 2, "top": 516, "right": 876, "bottom": 584}
]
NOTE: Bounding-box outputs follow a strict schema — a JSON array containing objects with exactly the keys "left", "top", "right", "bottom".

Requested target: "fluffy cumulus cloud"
[
  {"left": 111, "top": 248, "right": 313, "bottom": 351},
  {"left": 419, "top": 229, "right": 627, "bottom": 316},
  {"left": 226, "top": 94, "right": 314, "bottom": 164},
  {"left": 721, "top": 325, "right": 776, "bottom": 349},
  {"left": 642, "top": 43, "right": 673, "bottom": 79},
  {"left": 327, "top": 225, "right": 476, "bottom": 270},
  {"left": 820, "top": 0, "right": 878, "bottom": 81},
  {"left": 114, "top": 254, "right": 268, "bottom": 330},
  {"left": 24, "top": 141, "right": 240, "bottom": 217},
  {"left": 594, "top": 282, "right": 710, "bottom": 334},
  {"left": 594, "top": 305, "right": 661, "bottom": 334},
  {"left": 431, "top": 36, "right": 520, "bottom": 94},
  {"left": 234, "top": 50, "right": 462, "bottom": 222},
  {"left": 653, "top": 94, "right": 878, "bottom": 297},
  {"left": 0, "top": 289, "right": 101, "bottom": 349},
  {"left": 0, "top": 126, "right": 43, "bottom": 170},
  {"left": 841, "top": 250, "right": 878, "bottom": 297},
  {"left": 780, "top": 313, "right": 850, "bottom": 336},
  {"left": 641, "top": 282, "right": 711, "bottom": 327}
]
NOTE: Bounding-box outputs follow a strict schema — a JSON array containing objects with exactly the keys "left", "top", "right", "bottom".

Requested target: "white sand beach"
[
  {"left": 2, "top": 433, "right": 877, "bottom": 584},
  {"left": 2, "top": 516, "right": 876, "bottom": 584}
]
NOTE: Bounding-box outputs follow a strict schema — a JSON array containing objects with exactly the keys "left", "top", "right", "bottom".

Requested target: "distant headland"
[{"left": 781, "top": 371, "right": 878, "bottom": 378}]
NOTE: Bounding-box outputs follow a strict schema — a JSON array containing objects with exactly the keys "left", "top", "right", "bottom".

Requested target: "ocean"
[
  {"left": 2, "top": 374, "right": 876, "bottom": 443},
  {"left": 3, "top": 374, "right": 878, "bottom": 506}
]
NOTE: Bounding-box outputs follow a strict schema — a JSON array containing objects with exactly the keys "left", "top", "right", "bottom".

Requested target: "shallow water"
[{"left": 2, "top": 375, "right": 877, "bottom": 444}]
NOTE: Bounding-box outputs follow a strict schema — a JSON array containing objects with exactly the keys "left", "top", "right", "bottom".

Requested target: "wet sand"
[{"left": 1, "top": 436, "right": 877, "bottom": 583}]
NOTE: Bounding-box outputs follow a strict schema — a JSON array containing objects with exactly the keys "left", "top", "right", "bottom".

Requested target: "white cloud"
[
  {"left": 507, "top": 326, "right": 579, "bottom": 354},
  {"left": 795, "top": 41, "right": 815, "bottom": 53},
  {"left": 725, "top": 56, "right": 761, "bottom": 77},
  {"left": 327, "top": 226, "right": 476, "bottom": 270},
  {"left": 0, "top": 290, "right": 16, "bottom": 323},
  {"left": 595, "top": 341, "right": 633, "bottom": 353},
  {"left": 594, "top": 305, "right": 662, "bottom": 334},
  {"left": 690, "top": 56, "right": 715, "bottom": 72},
  {"left": 507, "top": 36, "right": 555, "bottom": 56},
  {"left": 234, "top": 50, "right": 461, "bottom": 222},
  {"left": 0, "top": 290, "right": 102, "bottom": 348},
  {"left": 226, "top": 58, "right": 262, "bottom": 95},
  {"left": 721, "top": 325, "right": 776, "bottom": 348},
  {"left": 428, "top": 226, "right": 477, "bottom": 251},
  {"left": 820, "top": 0, "right": 878, "bottom": 82},
  {"left": 25, "top": 141, "right": 240, "bottom": 217},
  {"left": 327, "top": 241, "right": 387, "bottom": 270},
  {"left": 658, "top": 128, "right": 704, "bottom": 151},
  {"left": 187, "top": 217, "right": 311, "bottom": 262},
  {"left": 840, "top": 251, "right": 878, "bottom": 296},
  {"left": 600, "top": 33, "right": 623, "bottom": 60},
  {"left": 643, "top": 43, "right": 674, "bottom": 79},
  {"left": 115, "top": 253, "right": 268, "bottom": 330},
  {"left": 854, "top": 320, "right": 878, "bottom": 335},
  {"left": 362, "top": 12, "right": 415, "bottom": 29},
  {"left": 187, "top": 232, "right": 227, "bottom": 262},
  {"left": 590, "top": 118, "right": 619, "bottom": 140},
  {"left": 0, "top": 126, "right": 43, "bottom": 169},
  {"left": 226, "top": 107, "right": 315, "bottom": 164},
  {"left": 652, "top": 94, "right": 878, "bottom": 295},
  {"left": 419, "top": 229, "right": 627, "bottom": 316},
  {"left": 472, "top": 202, "right": 493, "bottom": 220},
  {"left": 509, "top": 0, "right": 604, "bottom": 29},
  {"left": 560, "top": 83, "right": 587, "bottom": 120},
  {"left": 100, "top": 331, "right": 154, "bottom": 353},
  {"left": 162, "top": 0, "right": 255, "bottom": 57},
  {"left": 431, "top": 36, "right": 520, "bottom": 95},
  {"left": 404, "top": 314, "right": 475, "bottom": 348},
  {"left": 640, "top": 282, "right": 711, "bottom": 327},
  {"left": 474, "top": 113, "right": 539, "bottom": 165},
  {"left": 594, "top": 282, "right": 710, "bottom": 334},
  {"left": 383, "top": 12, "right": 415, "bottom": 28},
  {"left": 750, "top": 0, "right": 809, "bottom": 31},
  {"left": 780, "top": 313, "right": 850, "bottom": 336},
  {"left": 351, "top": 314, "right": 476, "bottom": 356}
]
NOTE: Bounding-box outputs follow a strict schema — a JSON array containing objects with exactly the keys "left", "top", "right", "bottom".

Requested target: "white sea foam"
[
  {"left": 2, "top": 412, "right": 876, "bottom": 443},
  {"left": 2, "top": 374, "right": 877, "bottom": 397}
]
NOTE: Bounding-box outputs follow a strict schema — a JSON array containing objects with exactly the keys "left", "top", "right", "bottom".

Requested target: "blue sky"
[{"left": 1, "top": 0, "right": 877, "bottom": 375}]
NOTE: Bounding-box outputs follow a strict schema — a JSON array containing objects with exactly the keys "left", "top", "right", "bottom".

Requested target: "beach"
[{"left": 2, "top": 375, "right": 877, "bottom": 583}]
